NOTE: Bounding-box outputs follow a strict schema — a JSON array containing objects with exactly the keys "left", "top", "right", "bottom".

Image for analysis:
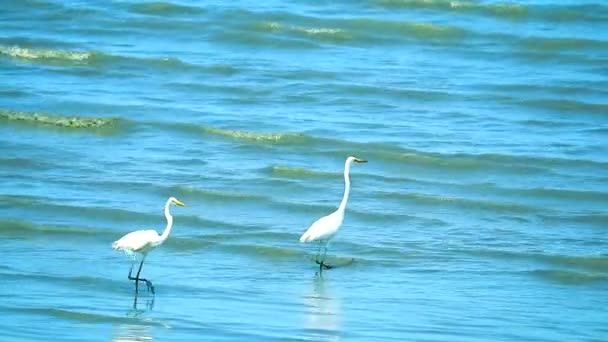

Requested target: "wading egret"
[
  {"left": 299, "top": 156, "right": 366, "bottom": 272},
  {"left": 113, "top": 197, "right": 185, "bottom": 294}
]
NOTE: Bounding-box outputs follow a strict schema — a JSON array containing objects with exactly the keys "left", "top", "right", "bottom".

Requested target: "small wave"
[
  {"left": 262, "top": 165, "right": 412, "bottom": 187},
  {"left": 518, "top": 119, "right": 580, "bottom": 128},
  {"left": 583, "top": 127, "right": 608, "bottom": 134},
  {"left": 377, "top": 0, "right": 608, "bottom": 22},
  {"left": 0, "top": 109, "right": 121, "bottom": 131},
  {"left": 0, "top": 157, "right": 56, "bottom": 171},
  {"left": 366, "top": 149, "right": 555, "bottom": 175},
  {"left": 376, "top": 191, "right": 543, "bottom": 215},
  {"left": 0, "top": 42, "right": 224, "bottom": 75},
  {"left": 0, "top": 271, "right": 122, "bottom": 292},
  {"left": 0, "top": 44, "right": 93, "bottom": 62},
  {"left": 165, "top": 82, "right": 271, "bottom": 97},
  {"left": 204, "top": 126, "right": 307, "bottom": 143},
  {"left": 268, "top": 142, "right": 579, "bottom": 176},
  {"left": 378, "top": 0, "right": 527, "bottom": 18},
  {"left": 540, "top": 4, "right": 608, "bottom": 23},
  {"left": 161, "top": 230, "right": 300, "bottom": 252},
  {"left": 232, "top": 10, "right": 466, "bottom": 46},
  {"left": 294, "top": 27, "right": 345, "bottom": 36},
  {"left": 257, "top": 22, "right": 352, "bottom": 42},
  {"left": 0, "top": 88, "right": 30, "bottom": 98},
  {"left": 515, "top": 98, "right": 608, "bottom": 115},
  {"left": 332, "top": 83, "right": 452, "bottom": 101},
  {"left": 484, "top": 82, "right": 608, "bottom": 97},
  {"left": 128, "top": 1, "right": 205, "bottom": 15},
  {"left": 453, "top": 152, "right": 608, "bottom": 171},
  {"left": 206, "top": 63, "right": 240, "bottom": 75},
  {"left": 350, "top": 19, "right": 467, "bottom": 41},
  {"left": 165, "top": 236, "right": 215, "bottom": 251},
  {"left": 150, "top": 120, "right": 607, "bottom": 173},
  {"left": 514, "top": 187, "right": 608, "bottom": 203},
  {"left": 9, "top": 307, "right": 163, "bottom": 326},
  {"left": 159, "top": 121, "right": 310, "bottom": 143},
  {"left": 220, "top": 244, "right": 303, "bottom": 260},
  {"left": 469, "top": 249, "right": 608, "bottom": 272},
  {"left": 170, "top": 185, "right": 269, "bottom": 203},
  {"left": 216, "top": 243, "right": 362, "bottom": 265},
  {"left": 519, "top": 36, "right": 608, "bottom": 52},
  {"left": 264, "top": 165, "right": 336, "bottom": 179},
  {"left": 0, "top": 194, "right": 244, "bottom": 232},
  {"left": 539, "top": 213, "right": 608, "bottom": 229},
  {"left": 0, "top": 219, "right": 114, "bottom": 239},
  {"left": 529, "top": 269, "right": 608, "bottom": 285}
]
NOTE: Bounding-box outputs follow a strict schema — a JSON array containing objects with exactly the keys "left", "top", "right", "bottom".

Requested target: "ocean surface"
[{"left": 1, "top": 0, "right": 607, "bottom": 340}]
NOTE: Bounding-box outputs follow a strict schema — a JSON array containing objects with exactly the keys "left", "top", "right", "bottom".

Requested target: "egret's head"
[
  {"left": 169, "top": 197, "right": 185, "bottom": 206},
  {"left": 347, "top": 156, "right": 367, "bottom": 164}
]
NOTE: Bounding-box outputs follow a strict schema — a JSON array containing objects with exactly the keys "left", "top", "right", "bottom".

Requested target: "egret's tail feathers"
[
  {"left": 112, "top": 240, "right": 123, "bottom": 250},
  {"left": 299, "top": 232, "right": 311, "bottom": 243}
]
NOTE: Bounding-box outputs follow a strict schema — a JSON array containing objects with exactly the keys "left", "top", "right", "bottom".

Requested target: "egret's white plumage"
[
  {"left": 113, "top": 196, "right": 184, "bottom": 293},
  {"left": 299, "top": 156, "right": 366, "bottom": 270},
  {"left": 299, "top": 210, "right": 343, "bottom": 243},
  {"left": 112, "top": 229, "right": 164, "bottom": 255}
]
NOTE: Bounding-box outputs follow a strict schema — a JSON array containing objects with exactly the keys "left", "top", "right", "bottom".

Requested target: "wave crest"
[
  {"left": 129, "top": 1, "right": 205, "bottom": 15},
  {"left": 0, "top": 45, "right": 93, "bottom": 62},
  {"left": 161, "top": 122, "right": 309, "bottom": 143},
  {"left": 0, "top": 109, "right": 120, "bottom": 130},
  {"left": 530, "top": 269, "right": 608, "bottom": 285}
]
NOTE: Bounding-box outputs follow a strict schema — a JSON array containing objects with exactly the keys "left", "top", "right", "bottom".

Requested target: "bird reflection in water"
[
  {"left": 131, "top": 293, "right": 155, "bottom": 313},
  {"left": 112, "top": 323, "right": 153, "bottom": 342},
  {"left": 113, "top": 294, "right": 156, "bottom": 342},
  {"left": 302, "top": 274, "right": 342, "bottom": 342}
]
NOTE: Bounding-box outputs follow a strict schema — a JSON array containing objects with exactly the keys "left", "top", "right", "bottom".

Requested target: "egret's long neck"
[
  {"left": 338, "top": 160, "right": 352, "bottom": 213},
  {"left": 158, "top": 199, "right": 173, "bottom": 243}
]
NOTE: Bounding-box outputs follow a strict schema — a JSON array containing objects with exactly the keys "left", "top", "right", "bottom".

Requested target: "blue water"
[{"left": 1, "top": 0, "right": 607, "bottom": 341}]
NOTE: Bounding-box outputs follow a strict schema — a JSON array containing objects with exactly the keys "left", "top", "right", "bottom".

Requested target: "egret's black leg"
[
  {"left": 314, "top": 242, "right": 332, "bottom": 272},
  {"left": 315, "top": 260, "right": 333, "bottom": 270},
  {"left": 133, "top": 293, "right": 139, "bottom": 309},
  {"left": 314, "top": 241, "right": 323, "bottom": 263},
  {"left": 128, "top": 259, "right": 154, "bottom": 294},
  {"left": 135, "top": 259, "right": 155, "bottom": 294},
  {"left": 128, "top": 260, "right": 144, "bottom": 293}
]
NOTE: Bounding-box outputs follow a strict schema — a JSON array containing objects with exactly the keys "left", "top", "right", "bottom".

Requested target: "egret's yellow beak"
[
  {"left": 173, "top": 199, "right": 185, "bottom": 206},
  {"left": 354, "top": 158, "right": 367, "bottom": 163}
]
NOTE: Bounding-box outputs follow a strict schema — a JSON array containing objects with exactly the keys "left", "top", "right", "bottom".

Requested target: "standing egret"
[
  {"left": 113, "top": 197, "right": 185, "bottom": 294},
  {"left": 299, "top": 156, "right": 367, "bottom": 272}
]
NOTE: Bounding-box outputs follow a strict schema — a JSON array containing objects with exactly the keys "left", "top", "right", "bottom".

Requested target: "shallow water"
[{"left": 1, "top": 0, "right": 607, "bottom": 341}]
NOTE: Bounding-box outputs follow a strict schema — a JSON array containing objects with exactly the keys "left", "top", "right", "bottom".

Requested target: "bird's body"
[
  {"left": 299, "top": 210, "right": 343, "bottom": 243},
  {"left": 299, "top": 156, "right": 366, "bottom": 272},
  {"left": 113, "top": 196, "right": 184, "bottom": 294},
  {"left": 113, "top": 229, "right": 163, "bottom": 255}
]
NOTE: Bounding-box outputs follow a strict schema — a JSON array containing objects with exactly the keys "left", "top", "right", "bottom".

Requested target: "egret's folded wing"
[
  {"left": 112, "top": 229, "right": 158, "bottom": 252},
  {"left": 299, "top": 213, "right": 341, "bottom": 243}
]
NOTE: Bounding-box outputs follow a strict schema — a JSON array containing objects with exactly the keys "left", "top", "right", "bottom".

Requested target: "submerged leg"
[
  {"left": 128, "top": 260, "right": 144, "bottom": 293},
  {"left": 314, "top": 241, "right": 323, "bottom": 262},
  {"left": 135, "top": 259, "right": 155, "bottom": 295},
  {"left": 315, "top": 241, "right": 333, "bottom": 272},
  {"left": 128, "top": 257, "right": 155, "bottom": 294}
]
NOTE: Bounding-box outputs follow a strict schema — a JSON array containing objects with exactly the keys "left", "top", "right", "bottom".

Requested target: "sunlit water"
[{"left": 1, "top": 0, "right": 607, "bottom": 341}]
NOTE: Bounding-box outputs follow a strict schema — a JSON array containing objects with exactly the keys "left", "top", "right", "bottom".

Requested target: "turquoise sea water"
[{"left": 1, "top": 0, "right": 607, "bottom": 340}]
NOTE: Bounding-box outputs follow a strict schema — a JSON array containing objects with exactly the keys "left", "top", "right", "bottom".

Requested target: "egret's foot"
[
  {"left": 132, "top": 278, "right": 154, "bottom": 295},
  {"left": 315, "top": 260, "right": 333, "bottom": 270},
  {"left": 138, "top": 278, "right": 154, "bottom": 294},
  {"left": 146, "top": 280, "right": 155, "bottom": 295}
]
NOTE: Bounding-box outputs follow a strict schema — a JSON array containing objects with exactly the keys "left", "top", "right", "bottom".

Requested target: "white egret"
[
  {"left": 112, "top": 196, "right": 185, "bottom": 294},
  {"left": 299, "top": 156, "right": 366, "bottom": 272}
]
